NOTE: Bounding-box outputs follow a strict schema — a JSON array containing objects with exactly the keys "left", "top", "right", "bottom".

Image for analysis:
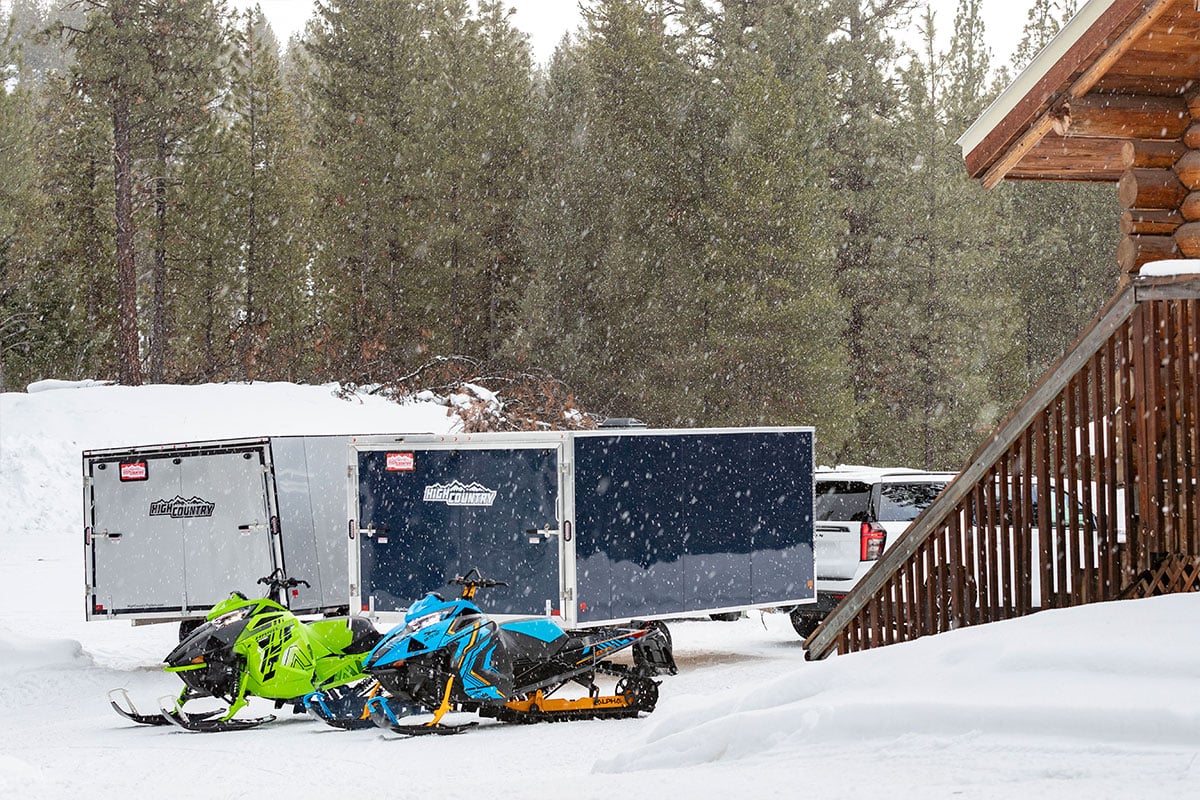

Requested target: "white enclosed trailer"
[{"left": 83, "top": 436, "right": 353, "bottom": 623}]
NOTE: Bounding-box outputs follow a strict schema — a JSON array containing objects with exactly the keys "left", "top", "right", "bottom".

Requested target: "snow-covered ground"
[{"left": 2, "top": 381, "right": 1198, "bottom": 799}]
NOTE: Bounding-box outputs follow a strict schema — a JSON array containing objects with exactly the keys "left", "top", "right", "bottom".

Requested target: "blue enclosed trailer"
[{"left": 348, "top": 427, "right": 816, "bottom": 627}]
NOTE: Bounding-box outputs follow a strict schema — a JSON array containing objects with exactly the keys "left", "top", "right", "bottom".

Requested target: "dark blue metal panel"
[
  {"left": 574, "top": 431, "right": 814, "bottom": 622},
  {"left": 358, "top": 447, "right": 560, "bottom": 615}
]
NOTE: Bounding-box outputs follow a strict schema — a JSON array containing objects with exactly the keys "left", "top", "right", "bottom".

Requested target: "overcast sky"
[{"left": 240, "top": 1, "right": 1036, "bottom": 68}]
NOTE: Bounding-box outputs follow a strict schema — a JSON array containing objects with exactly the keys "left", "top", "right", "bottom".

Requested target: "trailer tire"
[{"left": 789, "top": 610, "right": 821, "bottom": 639}]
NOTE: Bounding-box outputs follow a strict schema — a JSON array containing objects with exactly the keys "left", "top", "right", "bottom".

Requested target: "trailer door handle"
[
  {"left": 105, "top": 532, "right": 122, "bottom": 542},
  {"left": 359, "top": 523, "right": 389, "bottom": 542},
  {"left": 526, "top": 525, "right": 559, "bottom": 544}
]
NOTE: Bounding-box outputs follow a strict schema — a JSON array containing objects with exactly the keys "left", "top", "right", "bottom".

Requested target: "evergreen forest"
[{"left": 0, "top": 0, "right": 1120, "bottom": 469}]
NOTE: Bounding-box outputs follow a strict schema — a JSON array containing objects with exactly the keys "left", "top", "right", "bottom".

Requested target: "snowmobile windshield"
[
  {"left": 210, "top": 606, "right": 252, "bottom": 629},
  {"left": 403, "top": 606, "right": 455, "bottom": 636}
]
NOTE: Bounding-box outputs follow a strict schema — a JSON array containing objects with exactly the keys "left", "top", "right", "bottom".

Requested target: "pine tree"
[
  {"left": 1001, "top": 0, "right": 1118, "bottom": 383},
  {"left": 859, "top": 5, "right": 1020, "bottom": 469},
  {"left": 509, "top": 0, "right": 698, "bottom": 421},
  {"left": 220, "top": 8, "right": 315, "bottom": 381},
  {"left": 0, "top": 29, "right": 43, "bottom": 390},
  {"left": 139, "top": 0, "right": 228, "bottom": 382},
  {"left": 694, "top": 1, "right": 854, "bottom": 448},
  {"left": 70, "top": 0, "right": 150, "bottom": 385},
  {"left": 303, "top": 0, "right": 534, "bottom": 380}
]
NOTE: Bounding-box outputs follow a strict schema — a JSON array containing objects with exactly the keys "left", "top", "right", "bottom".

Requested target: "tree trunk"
[
  {"left": 150, "top": 138, "right": 168, "bottom": 383},
  {"left": 112, "top": 72, "right": 142, "bottom": 386}
]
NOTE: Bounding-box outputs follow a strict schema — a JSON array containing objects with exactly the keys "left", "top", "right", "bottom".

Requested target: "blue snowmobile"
[{"left": 307, "top": 568, "right": 676, "bottom": 735}]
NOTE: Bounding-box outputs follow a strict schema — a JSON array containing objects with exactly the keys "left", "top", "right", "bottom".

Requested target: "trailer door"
[
  {"left": 87, "top": 444, "right": 277, "bottom": 618},
  {"left": 356, "top": 444, "right": 562, "bottom": 616}
]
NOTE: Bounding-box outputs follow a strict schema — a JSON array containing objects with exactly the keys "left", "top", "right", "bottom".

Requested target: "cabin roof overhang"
[{"left": 957, "top": 0, "right": 1200, "bottom": 188}]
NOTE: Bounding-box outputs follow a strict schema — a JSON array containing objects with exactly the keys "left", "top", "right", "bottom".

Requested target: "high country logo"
[
  {"left": 422, "top": 481, "right": 497, "bottom": 507},
  {"left": 149, "top": 496, "right": 216, "bottom": 519}
]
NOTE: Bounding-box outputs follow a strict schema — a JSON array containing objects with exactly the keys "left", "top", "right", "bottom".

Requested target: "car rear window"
[
  {"left": 814, "top": 481, "right": 872, "bottom": 521},
  {"left": 878, "top": 482, "right": 947, "bottom": 522}
]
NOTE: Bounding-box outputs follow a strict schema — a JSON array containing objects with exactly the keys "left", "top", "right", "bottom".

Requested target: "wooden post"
[
  {"left": 1185, "top": 123, "right": 1200, "bottom": 150},
  {"left": 1117, "top": 234, "right": 1180, "bottom": 272},
  {"left": 1176, "top": 222, "right": 1200, "bottom": 257},
  {"left": 1175, "top": 150, "right": 1200, "bottom": 189}
]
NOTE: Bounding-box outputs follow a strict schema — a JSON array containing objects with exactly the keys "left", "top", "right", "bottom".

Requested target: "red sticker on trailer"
[
  {"left": 119, "top": 461, "right": 148, "bottom": 482},
  {"left": 386, "top": 452, "right": 415, "bottom": 472}
]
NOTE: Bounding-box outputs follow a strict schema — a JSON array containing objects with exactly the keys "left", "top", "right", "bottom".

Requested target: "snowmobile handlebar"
[
  {"left": 448, "top": 567, "right": 507, "bottom": 589},
  {"left": 257, "top": 569, "right": 310, "bottom": 592},
  {"left": 448, "top": 568, "right": 507, "bottom": 599}
]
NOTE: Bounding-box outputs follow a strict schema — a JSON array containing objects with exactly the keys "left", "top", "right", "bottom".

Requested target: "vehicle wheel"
[
  {"left": 709, "top": 612, "right": 741, "bottom": 622},
  {"left": 178, "top": 618, "right": 203, "bottom": 641},
  {"left": 789, "top": 609, "right": 821, "bottom": 639}
]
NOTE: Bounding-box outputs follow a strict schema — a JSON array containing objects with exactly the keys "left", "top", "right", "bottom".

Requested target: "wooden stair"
[{"left": 804, "top": 272, "right": 1200, "bottom": 660}]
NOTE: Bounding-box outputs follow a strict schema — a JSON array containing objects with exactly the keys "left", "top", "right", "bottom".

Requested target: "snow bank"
[
  {"left": 0, "top": 633, "right": 95, "bottom": 674},
  {"left": 598, "top": 593, "right": 1200, "bottom": 774}
]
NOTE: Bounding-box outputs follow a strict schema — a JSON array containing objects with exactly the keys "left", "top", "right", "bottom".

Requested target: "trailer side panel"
[{"left": 573, "top": 430, "right": 814, "bottom": 623}]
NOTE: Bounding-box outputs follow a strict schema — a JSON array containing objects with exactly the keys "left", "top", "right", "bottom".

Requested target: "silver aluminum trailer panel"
[
  {"left": 83, "top": 435, "right": 353, "bottom": 623},
  {"left": 84, "top": 438, "right": 279, "bottom": 622}
]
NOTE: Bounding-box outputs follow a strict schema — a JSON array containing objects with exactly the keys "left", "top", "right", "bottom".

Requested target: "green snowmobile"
[{"left": 109, "top": 569, "right": 382, "bottom": 731}]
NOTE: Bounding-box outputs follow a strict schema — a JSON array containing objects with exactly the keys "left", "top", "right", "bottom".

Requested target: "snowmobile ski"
[
  {"left": 376, "top": 721, "right": 479, "bottom": 737},
  {"left": 158, "top": 696, "right": 275, "bottom": 733},
  {"left": 303, "top": 681, "right": 393, "bottom": 730},
  {"left": 109, "top": 688, "right": 178, "bottom": 726},
  {"left": 364, "top": 695, "right": 477, "bottom": 736}
]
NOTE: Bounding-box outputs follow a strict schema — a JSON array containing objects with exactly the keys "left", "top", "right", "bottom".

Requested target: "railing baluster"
[
  {"left": 1016, "top": 431, "right": 1033, "bottom": 614},
  {"left": 998, "top": 456, "right": 1013, "bottom": 618},
  {"left": 1066, "top": 374, "right": 1082, "bottom": 604},
  {"left": 1183, "top": 300, "right": 1198, "bottom": 555}
]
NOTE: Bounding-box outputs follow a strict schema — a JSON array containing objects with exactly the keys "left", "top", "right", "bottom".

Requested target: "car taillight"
[{"left": 860, "top": 521, "right": 886, "bottom": 561}]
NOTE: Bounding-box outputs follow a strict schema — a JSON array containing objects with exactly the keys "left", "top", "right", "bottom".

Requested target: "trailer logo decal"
[
  {"left": 119, "top": 461, "right": 148, "bottom": 482},
  {"left": 149, "top": 496, "right": 216, "bottom": 519},
  {"left": 386, "top": 452, "right": 415, "bottom": 472},
  {"left": 423, "top": 481, "right": 498, "bottom": 507}
]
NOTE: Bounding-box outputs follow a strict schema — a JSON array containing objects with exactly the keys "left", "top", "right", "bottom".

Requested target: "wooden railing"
[{"left": 805, "top": 273, "right": 1200, "bottom": 660}]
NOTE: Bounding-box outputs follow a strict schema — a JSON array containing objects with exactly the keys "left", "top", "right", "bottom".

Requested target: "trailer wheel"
[
  {"left": 789, "top": 610, "right": 821, "bottom": 639},
  {"left": 178, "top": 619, "right": 203, "bottom": 641}
]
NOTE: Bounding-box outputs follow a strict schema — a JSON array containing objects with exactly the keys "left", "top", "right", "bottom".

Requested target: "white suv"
[{"left": 791, "top": 466, "right": 956, "bottom": 637}]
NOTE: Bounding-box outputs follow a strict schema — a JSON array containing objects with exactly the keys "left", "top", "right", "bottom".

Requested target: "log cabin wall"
[
  {"left": 804, "top": 275, "right": 1200, "bottom": 660},
  {"left": 1118, "top": 93, "right": 1200, "bottom": 273}
]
